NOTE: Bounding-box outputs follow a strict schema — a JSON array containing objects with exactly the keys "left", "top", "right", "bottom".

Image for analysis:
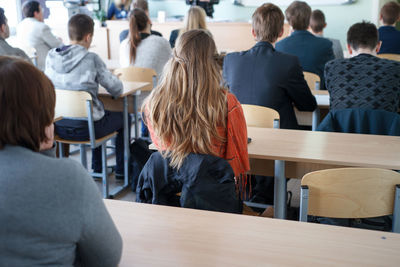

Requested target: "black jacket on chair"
[
  {"left": 223, "top": 41, "right": 317, "bottom": 129},
  {"left": 136, "top": 152, "right": 242, "bottom": 214}
]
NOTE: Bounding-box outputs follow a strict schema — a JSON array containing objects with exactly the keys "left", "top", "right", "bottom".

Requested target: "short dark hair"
[
  {"left": 0, "top": 8, "right": 6, "bottom": 27},
  {"left": 347, "top": 21, "right": 379, "bottom": 51},
  {"left": 380, "top": 1, "right": 400, "bottom": 25},
  {"left": 285, "top": 1, "right": 311, "bottom": 31},
  {"left": 133, "top": 0, "right": 148, "bottom": 11},
  {"left": 22, "top": 1, "right": 41, "bottom": 18},
  {"left": 0, "top": 56, "right": 55, "bottom": 152},
  {"left": 310, "top": 9, "right": 326, "bottom": 33},
  {"left": 252, "top": 3, "right": 284, "bottom": 43},
  {"left": 68, "top": 14, "right": 94, "bottom": 41}
]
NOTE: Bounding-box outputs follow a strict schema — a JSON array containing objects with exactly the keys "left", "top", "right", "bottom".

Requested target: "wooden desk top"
[
  {"left": 247, "top": 127, "right": 400, "bottom": 170},
  {"left": 99, "top": 81, "right": 150, "bottom": 98},
  {"left": 105, "top": 199, "right": 400, "bottom": 267}
]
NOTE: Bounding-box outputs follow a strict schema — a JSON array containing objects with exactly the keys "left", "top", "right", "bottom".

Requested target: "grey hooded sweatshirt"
[{"left": 45, "top": 45, "right": 122, "bottom": 121}]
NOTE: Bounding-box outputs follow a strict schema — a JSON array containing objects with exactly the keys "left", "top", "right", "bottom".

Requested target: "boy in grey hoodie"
[{"left": 45, "top": 14, "right": 126, "bottom": 177}]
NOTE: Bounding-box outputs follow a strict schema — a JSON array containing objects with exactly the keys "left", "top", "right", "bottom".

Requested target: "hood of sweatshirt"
[{"left": 46, "top": 45, "right": 88, "bottom": 73}]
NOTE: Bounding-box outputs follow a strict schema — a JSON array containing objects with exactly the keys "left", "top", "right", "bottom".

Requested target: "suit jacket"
[
  {"left": 275, "top": 30, "right": 334, "bottom": 89},
  {"left": 223, "top": 41, "right": 317, "bottom": 129},
  {"left": 378, "top": 26, "right": 400, "bottom": 55},
  {"left": 324, "top": 54, "right": 400, "bottom": 113},
  {"left": 16, "top": 18, "right": 62, "bottom": 70},
  {"left": 0, "top": 38, "right": 30, "bottom": 62}
]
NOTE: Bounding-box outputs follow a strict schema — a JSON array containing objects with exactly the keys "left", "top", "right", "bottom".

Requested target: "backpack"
[{"left": 130, "top": 138, "right": 154, "bottom": 191}]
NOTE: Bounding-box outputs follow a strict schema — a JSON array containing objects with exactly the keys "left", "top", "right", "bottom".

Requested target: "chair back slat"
[
  {"left": 114, "top": 67, "right": 156, "bottom": 91},
  {"left": 55, "top": 89, "right": 92, "bottom": 119},
  {"left": 301, "top": 168, "right": 400, "bottom": 218},
  {"left": 303, "top": 71, "right": 320, "bottom": 90},
  {"left": 241, "top": 104, "right": 279, "bottom": 128}
]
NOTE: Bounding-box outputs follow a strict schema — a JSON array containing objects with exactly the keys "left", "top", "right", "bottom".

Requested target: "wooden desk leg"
[
  {"left": 274, "top": 160, "right": 287, "bottom": 219},
  {"left": 133, "top": 92, "right": 139, "bottom": 139},
  {"left": 312, "top": 108, "right": 320, "bottom": 131}
]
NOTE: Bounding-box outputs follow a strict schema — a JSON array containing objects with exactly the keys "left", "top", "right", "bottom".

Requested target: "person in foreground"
[
  {"left": 0, "top": 56, "right": 122, "bottom": 266},
  {"left": 138, "top": 30, "right": 249, "bottom": 212},
  {"left": 46, "top": 14, "right": 127, "bottom": 178},
  {"left": 324, "top": 21, "right": 400, "bottom": 112},
  {"left": 275, "top": 1, "right": 334, "bottom": 89},
  {"left": 378, "top": 1, "right": 400, "bottom": 54}
]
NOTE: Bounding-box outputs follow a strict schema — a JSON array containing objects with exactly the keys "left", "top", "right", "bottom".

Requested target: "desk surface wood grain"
[
  {"left": 99, "top": 81, "right": 149, "bottom": 98},
  {"left": 105, "top": 200, "right": 400, "bottom": 267}
]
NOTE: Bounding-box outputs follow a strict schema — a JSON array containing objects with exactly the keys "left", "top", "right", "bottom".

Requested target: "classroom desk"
[
  {"left": 104, "top": 199, "right": 400, "bottom": 267},
  {"left": 247, "top": 127, "right": 400, "bottom": 219},
  {"left": 98, "top": 81, "right": 149, "bottom": 197},
  {"left": 295, "top": 90, "right": 330, "bottom": 130}
]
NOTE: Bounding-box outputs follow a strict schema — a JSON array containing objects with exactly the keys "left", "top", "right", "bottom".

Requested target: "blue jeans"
[{"left": 55, "top": 110, "right": 129, "bottom": 174}]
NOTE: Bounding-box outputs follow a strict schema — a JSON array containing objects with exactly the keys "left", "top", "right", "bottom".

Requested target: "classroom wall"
[{"left": 147, "top": 0, "right": 382, "bottom": 49}]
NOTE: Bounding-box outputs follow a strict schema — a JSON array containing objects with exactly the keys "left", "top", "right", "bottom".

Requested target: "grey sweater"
[
  {"left": 0, "top": 145, "right": 122, "bottom": 266},
  {"left": 0, "top": 37, "right": 31, "bottom": 62},
  {"left": 45, "top": 45, "right": 123, "bottom": 121}
]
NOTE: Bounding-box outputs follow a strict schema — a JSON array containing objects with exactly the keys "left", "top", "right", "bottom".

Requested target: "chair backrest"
[
  {"left": 55, "top": 89, "right": 92, "bottom": 119},
  {"left": 114, "top": 66, "right": 157, "bottom": 91},
  {"left": 378, "top": 53, "right": 400, "bottom": 62},
  {"left": 241, "top": 104, "right": 280, "bottom": 128},
  {"left": 300, "top": 168, "right": 400, "bottom": 220},
  {"left": 303, "top": 71, "right": 321, "bottom": 90}
]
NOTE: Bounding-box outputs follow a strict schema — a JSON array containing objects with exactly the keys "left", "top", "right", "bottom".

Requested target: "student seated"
[
  {"left": 0, "top": 8, "right": 30, "bottom": 61},
  {"left": 144, "top": 29, "right": 249, "bottom": 186},
  {"left": 45, "top": 14, "right": 127, "bottom": 178},
  {"left": 309, "top": 9, "right": 344, "bottom": 59},
  {"left": 169, "top": 6, "right": 210, "bottom": 48},
  {"left": 119, "top": 0, "right": 162, "bottom": 43},
  {"left": 17, "top": 0, "right": 62, "bottom": 70},
  {"left": 0, "top": 56, "right": 122, "bottom": 266},
  {"left": 275, "top": 1, "right": 334, "bottom": 89},
  {"left": 378, "top": 1, "right": 400, "bottom": 54},
  {"left": 107, "top": 0, "right": 131, "bottom": 20},
  {"left": 324, "top": 21, "right": 400, "bottom": 113},
  {"left": 223, "top": 3, "right": 317, "bottom": 130}
]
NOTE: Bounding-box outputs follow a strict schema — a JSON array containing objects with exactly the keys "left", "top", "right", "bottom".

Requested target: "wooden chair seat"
[{"left": 54, "top": 132, "right": 118, "bottom": 145}]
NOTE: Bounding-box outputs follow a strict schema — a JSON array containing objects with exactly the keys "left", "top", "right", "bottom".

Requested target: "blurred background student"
[{"left": 107, "top": 0, "right": 131, "bottom": 20}]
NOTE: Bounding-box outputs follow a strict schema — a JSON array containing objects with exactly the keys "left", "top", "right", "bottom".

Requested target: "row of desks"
[{"left": 105, "top": 199, "right": 400, "bottom": 266}]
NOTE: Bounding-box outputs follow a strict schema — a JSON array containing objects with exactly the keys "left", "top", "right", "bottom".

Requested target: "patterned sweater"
[{"left": 324, "top": 54, "right": 400, "bottom": 112}]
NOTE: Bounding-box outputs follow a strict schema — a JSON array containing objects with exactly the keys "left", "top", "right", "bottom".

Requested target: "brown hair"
[
  {"left": 0, "top": 56, "right": 55, "bottom": 151},
  {"left": 128, "top": 8, "right": 148, "bottom": 63},
  {"left": 310, "top": 9, "right": 326, "bottom": 33},
  {"left": 347, "top": 21, "right": 379, "bottom": 51},
  {"left": 68, "top": 14, "right": 94, "bottom": 41},
  {"left": 380, "top": 1, "right": 400, "bottom": 25},
  {"left": 180, "top": 6, "right": 207, "bottom": 35},
  {"left": 144, "top": 30, "right": 227, "bottom": 169},
  {"left": 252, "top": 3, "right": 284, "bottom": 43},
  {"left": 285, "top": 1, "right": 311, "bottom": 31},
  {"left": 132, "top": 0, "right": 148, "bottom": 11}
]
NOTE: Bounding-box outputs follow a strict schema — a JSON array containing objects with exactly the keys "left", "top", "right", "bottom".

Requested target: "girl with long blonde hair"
[
  {"left": 144, "top": 29, "right": 249, "bottom": 177},
  {"left": 169, "top": 6, "right": 209, "bottom": 48}
]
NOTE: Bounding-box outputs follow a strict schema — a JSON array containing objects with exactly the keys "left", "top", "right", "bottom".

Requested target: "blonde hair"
[
  {"left": 180, "top": 6, "right": 207, "bottom": 35},
  {"left": 144, "top": 30, "right": 227, "bottom": 169}
]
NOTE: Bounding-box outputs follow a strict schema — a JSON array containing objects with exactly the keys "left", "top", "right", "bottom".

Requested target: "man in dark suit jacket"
[
  {"left": 325, "top": 21, "right": 400, "bottom": 113},
  {"left": 275, "top": 1, "right": 334, "bottom": 89},
  {"left": 223, "top": 3, "right": 316, "bottom": 130},
  {"left": 378, "top": 1, "right": 400, "bottom": 54}
]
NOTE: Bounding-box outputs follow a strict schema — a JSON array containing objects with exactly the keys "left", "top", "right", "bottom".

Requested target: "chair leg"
[
  {"left": 101, "top": 144, "right": 109, "bottom": 199},
  {"left": 393, "top": 185, "right": 400, "bottom": 233},
  {"left": 59, "top": 142, "right": 64, "bottom": 158},
  {"left": 79, "top": 144, "right": 87, "bottom": 170},
  {"left": 299, "top": 185, "right": 309, "bottom": 222}
]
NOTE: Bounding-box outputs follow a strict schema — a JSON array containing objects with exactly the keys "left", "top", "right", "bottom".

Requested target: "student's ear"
[
  {"left": 0, "top": 24, "right": 5, "bottom": 34},
  {"left": 347, "top": 44, "right": 353, "bottom": 55},
  {"left": 376, "top": 41, "right": 382, "bottom": 54},
  {"left": 278, "top": 27, "right": 284, "bottom": 38},
  {"left": 324, "top": 22, "right": 327, "bottom": 29},
  {"left": 251, "top": 27, "right": 257, "bottom": 39}
]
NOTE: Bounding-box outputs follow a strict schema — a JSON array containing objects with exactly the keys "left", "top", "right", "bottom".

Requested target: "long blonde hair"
[
  {"left": 144, "top": 30, "right": 227, "bottom": 169},
  {"left": 180, "top": 6, "right": 207, "bottom": 35}
]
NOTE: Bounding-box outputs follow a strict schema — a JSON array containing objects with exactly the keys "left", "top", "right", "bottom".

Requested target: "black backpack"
[{"left": 130, "top": 138, "right": 154, "bottom": 191}]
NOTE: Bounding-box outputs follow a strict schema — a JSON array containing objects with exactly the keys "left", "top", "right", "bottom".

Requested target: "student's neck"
[
  {"left": 70, "top": 40, "right": 89, "bottom": 49},
  {"left": 312, "top": 31, "right": 323, "bottom": 37},
  {"left": 383, "top": 23, "right": 396, "bottom": 27},
  {"left": 351, "top": 48, "right": 376, "bottom": 57}
]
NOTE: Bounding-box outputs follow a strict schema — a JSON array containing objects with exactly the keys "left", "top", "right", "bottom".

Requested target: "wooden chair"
[
  {"left": 377, "top": 53, "right": 400, "bottom": 62},
  {"left": 303, "top": 71, "right": 321, "bottom": 90},
  {"left": 300, "top": 168, "right": 400, "bottom": 233},
  {"left": 114, "top": 66, "right": 157, "bottom": 92},
  {"left": 54, "top": 89, "right": 117, "bottom": 198},
  {"left": 241, "top": 104, "right": 280, "bottom": 128}
]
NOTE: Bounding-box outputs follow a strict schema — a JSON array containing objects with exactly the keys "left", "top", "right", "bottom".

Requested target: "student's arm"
[
  {"left": 41, "top": 24, "right": 62, "bottom": 49},
  {"left": 285, "top": 58, "right": 317, "bottom": 112},
  {"left": 77, "top": 170, "right": 123, "bottom": 266},
  {"left": 94, "top": 54, "right": 123, "bottom": 97}
]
